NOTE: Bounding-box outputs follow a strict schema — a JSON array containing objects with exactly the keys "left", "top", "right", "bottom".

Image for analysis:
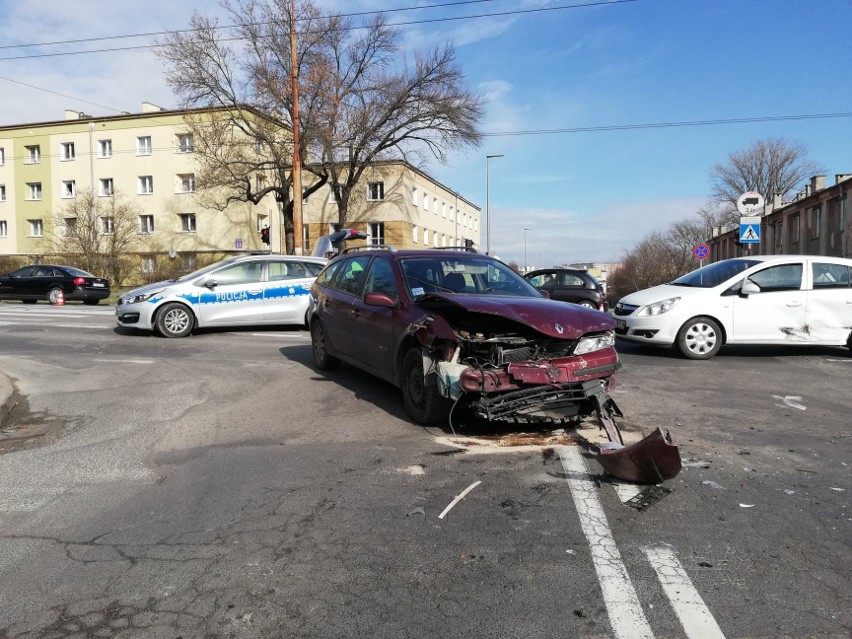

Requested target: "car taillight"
[{"left": 73, "top": 277, "right": 86, "bottom": 285}]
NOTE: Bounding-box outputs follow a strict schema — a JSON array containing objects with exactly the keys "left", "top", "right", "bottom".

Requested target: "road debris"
[
  {"left": 701, "top": 480, "right": 725, "bottom": 490},
  {"left": 438, "top": 480, "right": 482, "bottom": 519},
  {"left": 625, "top": 485, "right": 673, "bottom": 511}
]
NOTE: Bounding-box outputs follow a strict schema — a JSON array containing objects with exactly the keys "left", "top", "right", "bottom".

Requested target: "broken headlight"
[{"left": 574, "top": 331, "right": 615, "bottom": 355}]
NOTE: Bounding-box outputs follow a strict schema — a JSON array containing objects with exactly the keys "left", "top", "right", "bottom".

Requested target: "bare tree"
[
  {"left": 159, "top": 0, "right": 483, "bottom": 252},
  {"left": 710, "top": 138, "right": 824, "bottom": 225},
  {"left": 50, "top": 189, "right": 144, "bottom": 285}
]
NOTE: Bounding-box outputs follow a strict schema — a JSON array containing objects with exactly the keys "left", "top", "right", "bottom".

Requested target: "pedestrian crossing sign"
[{"left": 739, "top": 223, "right": 760, "bottom": 244}]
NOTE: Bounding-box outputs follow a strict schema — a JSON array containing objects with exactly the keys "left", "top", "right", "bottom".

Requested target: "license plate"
[
  {"left": 616, "top": 319, "right": 626, "bottom": 330},
  {"left": 92, "top": 282, "right": 105, "bottom": 287}
]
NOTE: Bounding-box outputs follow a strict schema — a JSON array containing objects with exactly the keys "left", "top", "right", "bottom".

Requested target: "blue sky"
[{"left": 1, "top": 0, "right": 850, "bottom": 266}]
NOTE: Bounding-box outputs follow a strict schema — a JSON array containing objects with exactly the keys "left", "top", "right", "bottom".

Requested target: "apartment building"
[
  {"left": 706, "top": 174, "right": 851, "bottom": 262},
  {"left": 0, "top": 105, "right": 480, "bottom": 281}
]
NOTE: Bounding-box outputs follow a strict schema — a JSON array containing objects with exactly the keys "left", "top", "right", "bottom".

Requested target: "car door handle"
[
  {"left": 786, "top": 301, "right": 802, "bottom": 307},
  {"left": 351, "top": 307, "right": 360, "bottom": 318},
  {"left": 249, "top": 289, "right": 262, "bottom": 294}
]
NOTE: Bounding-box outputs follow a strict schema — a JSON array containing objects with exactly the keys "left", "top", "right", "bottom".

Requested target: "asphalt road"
[{"left": 0, "top": 301, "right": 849, "bottom": 639}]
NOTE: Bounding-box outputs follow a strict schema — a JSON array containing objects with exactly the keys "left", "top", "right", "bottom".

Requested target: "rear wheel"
[
  {"left": 401, "top": 347, "right": 452, "bottom": 424},
  {"left": 311, "top": 320, "right": 340, "bottom": 370},
  {"left": 47, "top": 288, "right": 63, "bottom": 304},
  {"left": 676, "top": 316, "right": 722, "bottom": 360},
  {"left": 155, "top": 302, "right": 194, "bottom": 338},
  {"left": 577, "top": 300, "right": 597, "bottom": 309}
]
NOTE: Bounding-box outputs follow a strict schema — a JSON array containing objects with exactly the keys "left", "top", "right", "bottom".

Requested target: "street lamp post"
[
  {"left": 485, "top": 154, "right": 503, "bottom": 255},
  {"left": 523, "top": 228, "right": 532, "bottom": 273}
]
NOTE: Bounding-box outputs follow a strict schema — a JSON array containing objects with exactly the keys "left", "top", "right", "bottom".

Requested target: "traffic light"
[{"left": 260, "top": 226, "right": 270, "bottom": 245}]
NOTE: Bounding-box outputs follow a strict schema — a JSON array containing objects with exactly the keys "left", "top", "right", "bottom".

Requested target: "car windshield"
[
  {"left": 400, "top": 256, "right": 541, "bottom": 298},
  {"left": 670, "top": 259, "right": 761, "bottom": 288},
  {"left": 176, "top": 258, "right": 241, "bottom": 283}
]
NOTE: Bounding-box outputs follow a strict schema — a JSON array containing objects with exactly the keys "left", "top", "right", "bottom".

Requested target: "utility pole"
[{"left": 290, "top": 0, "right": 303, "bottom": 255}]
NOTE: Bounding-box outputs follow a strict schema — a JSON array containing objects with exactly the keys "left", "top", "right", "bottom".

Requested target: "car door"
[
  {"left": 263, "top": 260, "right": 315, "bottom": 324},
  {"left": 320, "top": 255, "right": 373, "bottom": 359},
  {"left": 555, "top": 271, "right": 590, "bottom": 304},
  {"left": 0, "top": 266, "right": 36, "bottom": 299},
  {"left": 348, "top": 256, "right": 399, "bottom": 375},
  {"left": 730, "top": 261, "right": 808, "bottom": 343},
  {"left": 195, "top": 260, "right": 266, "bottom": 326},
  {"left": 806, "top": 261, "right": 852, "bottom": 344}
]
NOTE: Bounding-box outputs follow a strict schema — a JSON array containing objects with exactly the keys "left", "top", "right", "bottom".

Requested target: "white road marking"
[
  {"left": 642, "top": 544, "right": 727, "bottom": 639},
  {"left": 92, "top": 359, "right": 154, "bottom": 364},
  {"left": 556, "top": 445, "right": 655, "bottom": 638},
  {"left": 55, "top": 324, "right": 111, "bottom": 329},
  {"left": 438, "top": 480, "right": 482, "bottom": 519},
  {"left": 772, "top": 395, "right": 807, "bottom": 410},
  {"left": 249, "top": 333, "right": 310, "bottom": 339}
]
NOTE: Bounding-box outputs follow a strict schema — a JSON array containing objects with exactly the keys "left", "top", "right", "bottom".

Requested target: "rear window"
[{"left": 812, "top": 262, "right": 851, "bottom": 288}]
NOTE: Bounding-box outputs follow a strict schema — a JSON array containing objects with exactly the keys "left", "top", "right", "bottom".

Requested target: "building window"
[
  {"left": 789, "top": 214, "right": 800, "bottom": 245},
  {"left": 28, "top": 219, "right": 43, "bottom": 237},
  {"left": 367, "top": 181, "right": 384, "bottom": 201},
  {"left": 809, "top": 206, "right": 821, "bottom": 239},
  {"left": 303, "top": 225, "right": 310, "bottom": 251},
  {"left": 423, "top": 229, "right": 429, "bottom": 245},
  {"left": 328, "top": 187, "right": 337, "bottom": 204},
  {"left": 64, "top": 217, "right": 78, "bottom": 237},
  {"left": 99, "top": 139, "right": 112, "bottom": 158},
  {"left": 139, "top": 215, "right": 154, "bottom": 234},
  {"left": 181, "top": 253, "right": 197, "bottom": 272},
  {"left": 27, "top": 182, "right": 43, "bottom": 200},
  {"left": 0, "top": 220, "right": 6, "bottom": 237},
  {"left": 369, "top": 222, "right": 385, "bottom": 245},
  {"left": 441, "top": 202, "right": 447, "bottom": 218},
  {"left": 433, "top": 232, "right": 439, "bottom": 247},
  {"left": 423, "top": 194, "right": 429, "bottom": 211},
  {"left": 138, "top": 175, "right": 154, "bottom": 195},
  {"left": 177, "top": 133, "right": 194, "bottom": 153},
  {"left": 137, "top": 136, "right": 152, "bottom": 155},
  {"left": 62, "top": 180, "right": 76, "bottom": 198},
  {"left": 412, "top": 225, "right": 418, "bottom": 243},
  {"left": 257, "top": 215, "right": 268, "bottom": 232},
  {"left": 0, "top": 184, "right": 5, "bottom": 201},
  {"left": 412, "top": 187, "right": 418, "bottom": 206},
  {"left": 178, "top": 174, "right": 195, "bottom": 193},
  {"left": 179, "top": 213, "right": 196, "bottom": 233},
  {"left": 25, "top": 145, "right": 40, "bottom": 163},
  {"left": 61, "top": 142, "right": 75, "bottom": 161},
  {"left": 99, "top": 178, "right": 114, "bottom": 196},
  {"left": 255, "top": 174, "right": 267, "bottom": 192},
  {"left": 0, "top": 147, "right": 4, "bottom": 165},
  {"left": 100, "top": 217, "right": 114, "bottom": 235},
  {"left": 141, "top": 256, "right": 156, "bottom": 274}
]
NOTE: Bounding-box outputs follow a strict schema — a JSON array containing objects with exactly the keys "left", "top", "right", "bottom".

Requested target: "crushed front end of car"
[{"left": 410, "top": 294, "right": 681, "bottom": 484}]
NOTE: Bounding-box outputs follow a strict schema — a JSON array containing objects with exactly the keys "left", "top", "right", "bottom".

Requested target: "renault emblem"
[{"left": 555, "top": 323, "right": 564, "bottom": 334}]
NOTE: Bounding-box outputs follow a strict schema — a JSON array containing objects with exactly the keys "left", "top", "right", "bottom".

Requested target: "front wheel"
[
  {"left": 47, "top": 287, "right": 63, "bottom": 304},
  {"left": 577, "top": 300, "right": 597, "bottom": 309},
  {"left": 676, "top": 316, "right": 722, "bottom": 360},
  {"left": 401, "top": 347, "right": 452, "bottom": 424},
  {"left": 155, "top": 302, "right": 194, "bottom": 338},
  {"left": 311, "top": 320, "right": 340, "bottom": 370}
]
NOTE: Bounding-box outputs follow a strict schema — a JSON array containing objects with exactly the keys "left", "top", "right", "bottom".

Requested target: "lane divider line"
[
  {"left": 642, "top": 543, "right": 727, "bottom": 639},
  {"left": 438, "top": 480, "right": 481, "bottom": 519},
  {"left": 556, "top": 445, "right": 655, "bottom": 639}
]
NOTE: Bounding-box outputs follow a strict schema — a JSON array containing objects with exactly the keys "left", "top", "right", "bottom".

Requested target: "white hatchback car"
[
  {"left": 116, "top": 254, "right": 327, "bottom": 337},
  {"left": 613, "top": 255, "right": 852, "bottom": 359}
]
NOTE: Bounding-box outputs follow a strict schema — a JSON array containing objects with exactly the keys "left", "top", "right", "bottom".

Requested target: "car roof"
[
  {"left": 225, "top": 254, "right": 327, "bottom": 264},
  {"left": 718, "top": 255, "right": 852, "bottom": 264}
]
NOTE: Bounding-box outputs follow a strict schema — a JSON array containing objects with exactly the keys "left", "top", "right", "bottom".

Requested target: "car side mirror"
[
  {"left": 539, "top": 290, "right": 550, "bottom": 299},
  {"left": 364, "top": 292, "right": 397, "bottom": 308},
  {"left": 741, "top": 280, "right": 760, "bottom": 296}
]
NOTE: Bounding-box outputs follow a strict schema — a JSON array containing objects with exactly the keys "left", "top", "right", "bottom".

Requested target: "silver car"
[{"left": 116, "top": 254, "right": 327, "bottom": 337}]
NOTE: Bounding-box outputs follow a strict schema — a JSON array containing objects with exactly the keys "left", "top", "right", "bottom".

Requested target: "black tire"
[
  {"left": 311, "top": 320, "right": 340, "bottom": 370},
  {"left": 676, "top": 316, "right": 722, "bottom": 360},
  {"left": 83, "top": 300, "right": 100, "bottom": 306},
  {"left": 22, "top": 299, "right": 37, "bottom": 304},
  {"left": 578, "top": 300, "right": 597, "bottom": 309},
  {"left": 401, "top": 347, "right": 452, "bottom": 424},
  {"left": 47, "top": 287, "right": 63, "bottom": 305},
  {"left": 154, "top": 302, "right": 194, "bottom": 338}
]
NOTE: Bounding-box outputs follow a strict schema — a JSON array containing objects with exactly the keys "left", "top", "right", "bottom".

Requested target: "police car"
[{"left": 116, "top": 254, "right": 328, "bottom": 337}]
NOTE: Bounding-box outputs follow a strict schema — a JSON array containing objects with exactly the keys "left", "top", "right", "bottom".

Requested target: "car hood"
[
  {"left": 618, "top": 283, "right": 706, "bottom": 307},
  {"left": 417, "top": 293, "right": 614, "bottom": 339},
  {"left": 122, "top": 280, "right": 180, "bottom": 298}
]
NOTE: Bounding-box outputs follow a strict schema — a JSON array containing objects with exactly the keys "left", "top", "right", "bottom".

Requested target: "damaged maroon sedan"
[{"left": 308, "top": 247, "right": 680, "bottom": 483}]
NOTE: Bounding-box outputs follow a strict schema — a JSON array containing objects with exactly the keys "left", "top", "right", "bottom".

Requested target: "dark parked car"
[
  {"left": 308, "top": 247, "right": 620, "bottom": 426},
  {"left": 0, "top": 265, "right": 110, "bottom": 304},
  {"left": 524, "top": 268, "right": 607, "bottom": 311}
]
